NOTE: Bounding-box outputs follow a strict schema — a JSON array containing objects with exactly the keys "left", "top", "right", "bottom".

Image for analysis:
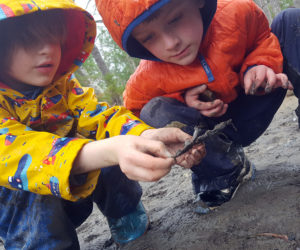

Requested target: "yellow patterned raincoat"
[{"left": 0, "top": 0, "right": 151, "bottom": 201}]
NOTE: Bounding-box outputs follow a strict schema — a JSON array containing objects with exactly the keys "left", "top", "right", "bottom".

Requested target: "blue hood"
[{"left": 123, "top": 0, "right": 217, "bottom": 61}]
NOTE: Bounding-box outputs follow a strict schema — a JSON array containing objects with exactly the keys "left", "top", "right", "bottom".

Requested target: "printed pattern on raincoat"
[
  {"left": 0, "top": 0, "right": 151, "bottom": 201},
  {"left": 96, "top": 0, "right": 283, "bottom": 116}
]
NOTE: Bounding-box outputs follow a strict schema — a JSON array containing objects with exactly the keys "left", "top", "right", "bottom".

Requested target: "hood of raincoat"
[
  {"left": 96, "top": 0, "right": 217, "bottom": 60},
  {"left": 0, "top": 0, "right": 96, "bottom": 82}
]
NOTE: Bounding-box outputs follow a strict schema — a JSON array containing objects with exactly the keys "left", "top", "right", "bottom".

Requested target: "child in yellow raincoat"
[{"left": 0, "top": 0, "right": 205, "bottom": 248}]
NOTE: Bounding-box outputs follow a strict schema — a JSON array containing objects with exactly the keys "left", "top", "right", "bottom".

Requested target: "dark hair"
[{"left": 0, "top": 9, "right": 66, "bottom": 81}]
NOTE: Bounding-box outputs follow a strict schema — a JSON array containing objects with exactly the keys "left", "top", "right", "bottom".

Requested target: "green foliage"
[
  {"left": 268, "top": 4, "right": 276, "bottom": 19},
  {"left": 100, "top": 74, "right": 124, "bottom": 105},
  {"left": 97, "top": 27, "right": 139, "bottom": 81},
  {"left": 74, "top": 54, "right": 102, "bottom": 88},
  {"left": 75, "top": 25, "right": 139, "bottom": 106},
  {"left": 264, "top": 0, "right": 293, "bottom": 19},
  {"left": 279, "top": 0, "right": 294, "bottom": 9}
]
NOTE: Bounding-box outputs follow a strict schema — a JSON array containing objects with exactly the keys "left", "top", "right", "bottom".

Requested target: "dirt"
[
  {"left": 1, "top": 94, "right": 299, "bottom": 250},
  {"left": 77, "top": 93, "right": 300, "bottom": 250}
]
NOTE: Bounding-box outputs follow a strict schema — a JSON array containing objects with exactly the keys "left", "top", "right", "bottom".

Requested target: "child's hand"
[
  {"left": 113, "top": 134, "right": 174, "bottom": 181},
  {"left": 185, "top": 85, "right": 228, "bottom": 117},
  {"left": 243, "top": 65, "right": 293, "bottom": 95},
  {"left": 113, "top": 128, "right": 206, "bottom": 181},
  {"left": 141, "top": 128, "right": 206, "bottom": 169},
  {"left": 73, "top": 128, "right": 205, "bottom": 182}
]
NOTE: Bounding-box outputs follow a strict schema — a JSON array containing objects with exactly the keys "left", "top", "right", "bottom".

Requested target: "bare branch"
[{"left": 173, "top": 119, "right": 234, "bottom": 159}]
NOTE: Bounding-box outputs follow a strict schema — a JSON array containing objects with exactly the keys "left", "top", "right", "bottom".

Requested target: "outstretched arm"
[{"left": 72, "top": 128, "right": 205, "bottom": 182}]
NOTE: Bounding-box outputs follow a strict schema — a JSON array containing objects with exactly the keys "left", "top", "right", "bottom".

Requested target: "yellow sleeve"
[
  {"left": 0, "top": 104, "right": 99, "bottom": 201},
  {"left": 66, "top": 77, "right": 153, "bottom": 140}
]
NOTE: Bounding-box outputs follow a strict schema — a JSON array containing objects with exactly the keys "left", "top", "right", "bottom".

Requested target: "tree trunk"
[
  {"left": 92, "top": 45, "right": 110, "bottom": 76},
  {"left": 76, "top": 67, "right": 92, "bottom": 85}
]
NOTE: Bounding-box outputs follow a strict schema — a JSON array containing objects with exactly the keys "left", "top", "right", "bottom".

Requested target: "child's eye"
[
  {"left": 141, "top": 34, "right": 154, "bottom": 44},
  {"left": 168, "top": 14, "right": 183, "bottom": 25}
]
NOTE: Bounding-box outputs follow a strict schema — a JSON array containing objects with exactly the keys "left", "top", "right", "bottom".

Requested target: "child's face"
[
  {"left": 7, "top": 42, "right": 61, "bottom": 89},
  {"left": 132, "top": 0, "right": 205, "bottom": 65}
]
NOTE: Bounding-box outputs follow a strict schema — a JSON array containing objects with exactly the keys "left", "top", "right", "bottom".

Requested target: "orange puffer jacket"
[{"left": 97, "top": 0, "right": 283, "bottom": 116}]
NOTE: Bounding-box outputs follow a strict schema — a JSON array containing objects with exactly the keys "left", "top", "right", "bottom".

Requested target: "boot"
[
  {"left": 106, "top": 201, "right": 149, "bottom": 244},
  {"left": 192, "top": 132, "right": 256, "bottom": 214}
]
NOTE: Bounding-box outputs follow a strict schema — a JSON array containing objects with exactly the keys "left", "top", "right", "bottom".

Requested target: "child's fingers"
[
  {"left": 141, "top": 127, "right": 191, "bottom": 145},
  {"left": 287, "top": 80, "right": 293, "bottom": 90},
  {"left": 137, "top": 139, "right": 172, "bottom": 158},
  {"left": 244, "top": 66, "right": 293, "bottom": 95},
  {"left": 243, "top": 70, "right": 256, "bottom": 94},
  {"left": 264, "top": 73, "right": 293, "bottom": 93},
  {"left": 218, "top": 103, "right": 228, "bottom": 116},
  {"left": 120, "top": 149, "right": 173, "bottom": 181},
  {"left": 250, "top": 68, "right": 275, "bottom": 94},
  {"left": 264, "top": 68, "right": 277, "bottom": 93},
  {"left": 185, "top": 85, "right": 209, "bottom": 109},
  {"left": 196, "top": 99, "right": 222, "bottom": 110},
  {"left": 187, "top": 84, "right": 207, "bottom": 96},
  {"left": 276, "top": 73, "right": 293, "bottom": 90},
  {"left": 188, "top": 98, "right": 215, "bottom": 110},
  {"left": 176, "top": 152, "right": 194, "bottom": 169},
  {"left": 200, "top": 101, "right": 227, "bottom": 117},
  {"left": 177, "top": 144, "right": 206, "bottom": 169},
  {"left": 187, "top": 99, "right": 207, "bottom": 110},
  {"left": 122, "top": 161, "right": 171, "bottom": 182},
  {"left": 244, "top": 66, "right": 273, "bottom": 94},
  {"left": 189, "top": 145, "right": 206, "bottom": 165}
]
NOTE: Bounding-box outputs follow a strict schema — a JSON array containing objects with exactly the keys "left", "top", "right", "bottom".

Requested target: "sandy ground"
[
  {"left": 76, "top": 93, "right": 300, "bottom": 250},
  {"left": 0, "top": 94, "right": 299, "bottom": 250}
]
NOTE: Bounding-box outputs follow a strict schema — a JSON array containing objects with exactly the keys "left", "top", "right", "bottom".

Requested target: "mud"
[
  {"left": 0, "top": 95, "right": 299, "bottom": 250},
  {"left": 77, "top": 94, "right": 300, "bottom": 250}
]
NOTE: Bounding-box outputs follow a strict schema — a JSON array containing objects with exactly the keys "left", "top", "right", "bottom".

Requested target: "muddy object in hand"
[
  {"left": 173, "top": 119, "right": 234, "bottom": 160},
  {"left": 198, "top": 89, "right": 216, "bottom": 102}
]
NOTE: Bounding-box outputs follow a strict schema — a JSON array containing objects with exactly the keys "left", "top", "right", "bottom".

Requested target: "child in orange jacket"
[
  {"left": 97, "top": 0, "right": 292, "bottom": 212},
  {"left": 0, "top": 1, "right": 205, "bottom": 248}
]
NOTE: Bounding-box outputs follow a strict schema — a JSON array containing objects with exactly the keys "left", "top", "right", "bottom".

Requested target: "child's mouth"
[
  {"left": 36, "top": 64, "right": 54, "bottom": 74},
  {"left": 173, "top": 46, "right": 190, "bottom": 58}
]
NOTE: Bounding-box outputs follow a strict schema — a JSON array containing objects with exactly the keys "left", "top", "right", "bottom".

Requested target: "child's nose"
[
  {"left": 162, "top": 33, "right": 180, "bottom": 50},
  {"left": 39, "top": 43, "right": 57, "bottom": 55}
]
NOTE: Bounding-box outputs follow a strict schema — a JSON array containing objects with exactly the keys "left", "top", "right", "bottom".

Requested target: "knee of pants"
[
  {"left": 228, "top": 87, "right": 286, "bottom": 146},
  {"left": 140, "top": 96, "right": 202, "bottom": 132}
]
